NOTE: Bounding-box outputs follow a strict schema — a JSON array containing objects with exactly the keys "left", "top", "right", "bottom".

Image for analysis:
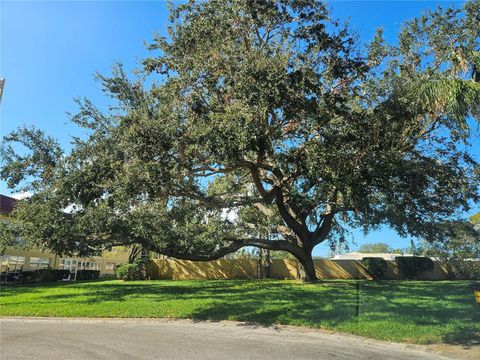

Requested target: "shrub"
[
  {"left": 75, "top": 270, "right": 100, "bottom": 281},
  {"left": 362, "top": 257, "right": 388, "bottom": 280},
  {"left": 35, "top": 269, "right": 56, "bottom": 282},
  {"left": 20, "top": 271, "right": 39, "bottom": 283},
  {"left": 448, "top": 260, "right": 480, "bottom": 280},
  {"left": 101, "top": 273, "right": 117, "bottom": 279},
  {"left": 36, "top": 269, "right": 71, "bottom": 282},
  {"left": 21, "top": 269, "right": 70, "bottom": 283},
  {"left": 53, "top": 269, "right": 71, "bottom": 281},
  {"left": 395, "top": 256, "right": 434, "bottom": 279},
  {"left": 116, "top": 259, "right": 148, "bottom": 280}
]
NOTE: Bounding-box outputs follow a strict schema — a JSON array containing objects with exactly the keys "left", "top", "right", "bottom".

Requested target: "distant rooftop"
[
  {"left": 332, "top": 252, "right": 408, "bottom": 261},
  {"left": 0, "top": 194, "right": 18, "bottom": 214}
]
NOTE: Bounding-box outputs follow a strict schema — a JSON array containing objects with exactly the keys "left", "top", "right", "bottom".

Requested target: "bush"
[
  {"left": 101, "top": 273, "right": 117, "bottom": 279},
  {"left": 395, "top": 256, "right": 434, "bottom": 279},
  {"left": 35, "top": 269, "right": 57, "bottom": 282},
  {"left": 53, "top": 269, "right": 71, "bottom": 281},
  {"left": 448, "top": 260, "right": 480, "bottom": 280},
  {"left": 36, "top": 269, "right": 71, "bottom": 282},
  {"left": 362, "top": 257, "right": 388, "bottom": 280},
  {"left": 116, "top": 259, "right": 148, "bottom": 280},
  {"left": 75, "top": 270, "right": 100, "bottom": 281},
  {"left": 20, "top": 269, "right": 70, "bottom": 283},
  {"left": 20, "top": 271, "right": 39, "bottom": 283}
]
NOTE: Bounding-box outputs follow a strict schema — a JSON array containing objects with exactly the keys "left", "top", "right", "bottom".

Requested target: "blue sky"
[{"left": 1, "top": 1, "right": 478, "bottom": 256}]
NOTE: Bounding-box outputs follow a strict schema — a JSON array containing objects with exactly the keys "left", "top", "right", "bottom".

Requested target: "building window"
[
  {"left": 0, "top": 256, "right": 25, "bottom": 272},
  {"left": 105, "top": 262, "right": 116, "bottom": 271},
  {"left": 10, "top": 256, "right": 25, "bottom": 265},
  {"left": 77, "top": 261, "right": 100, "bottom": 270},
  {"left": 59, "top": 259, "right": 77, "bottom": 272},
  {"left": 29, "top": 257, "right": 51, "bottom": 269}
]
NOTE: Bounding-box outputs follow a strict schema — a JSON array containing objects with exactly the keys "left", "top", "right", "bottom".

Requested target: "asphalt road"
[{"left": 0, "top": 318, "right": 469, "bottom": 360}]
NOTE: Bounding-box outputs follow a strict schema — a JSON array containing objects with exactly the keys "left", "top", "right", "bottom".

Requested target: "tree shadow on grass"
[
  {"left": 356, "top": 281, "right": 480, "bottom": 346},
  {"left": 2, "top": 279, "right": 479, "bottom": 345},
  {"left": 442, "top": 328, "right": 480, "bottom": 349}
]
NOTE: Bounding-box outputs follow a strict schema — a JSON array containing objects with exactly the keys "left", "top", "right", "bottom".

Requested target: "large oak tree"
[{"left": 2, "top": 0, "right": 480, "bottom": 280}]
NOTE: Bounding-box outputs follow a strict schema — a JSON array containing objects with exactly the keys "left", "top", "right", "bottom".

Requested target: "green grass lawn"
[{"left": 1, "top": 279, "right": 479, "bottom": 344}]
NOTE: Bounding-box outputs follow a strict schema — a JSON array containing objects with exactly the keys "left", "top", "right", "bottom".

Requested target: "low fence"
[{"left": 147, "top": 258, "right": 453, "bottom": 280}]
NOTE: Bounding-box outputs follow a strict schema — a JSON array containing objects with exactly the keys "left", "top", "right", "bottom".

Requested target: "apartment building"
[{"left": 0, "top": 194, "right": 129, "bottom": 276}]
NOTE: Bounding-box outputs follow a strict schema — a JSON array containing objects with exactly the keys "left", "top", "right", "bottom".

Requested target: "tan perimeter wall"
[
  {"left": 148, "top": 258, "right": 459, "bottom": 280},
  {"left": 268, "top": 259, "right": 372, "bottom": 279},
  {"left": 148, "top": 259, "right": 373, "bottom": 280},
  {"left": 148, "top": 259, "right": 259, "bottom": 280}
]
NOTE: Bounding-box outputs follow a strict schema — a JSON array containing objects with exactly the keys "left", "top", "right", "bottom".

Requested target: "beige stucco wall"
[
  {"left": 269, "top": 259, "right": 300, "bottom": 279},
  {"left": 314, "top": 260, "right": 372, "bottom": 279},
  {"left": 268, "top": 259, "right": 371, "bottom": 279},
  {"left": 148, "top": 259, "right": 372, "bottom": 280},
  {"left": 147, "top": 258, "right": 470, "bottom": 280},
  {"left": 148, "top": 259, "right": 259, "bottom": 280}
]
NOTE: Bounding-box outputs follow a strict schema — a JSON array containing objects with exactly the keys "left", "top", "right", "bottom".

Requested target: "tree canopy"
[
  {"left": 418, "top": 214, "right": 480, "bottom": 279},
  {"left": 358, "top": 243, "right": 394, "bottom": 254},
  {"left": 2, "top": 0, "right": 480, "bottom": 280}
]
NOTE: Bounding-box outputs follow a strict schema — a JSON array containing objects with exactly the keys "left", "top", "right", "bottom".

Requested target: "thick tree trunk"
[
  {"left": 128, "top": 245, "right": 142, "bottom": 263},
  {"left": 298, "top": 249, "right": 317, "bottom": 282},
  {"left": 264, "top": 249, "right": 271, "bottom": 278},
  {"left": 148, "top": 235, "right": 319, "bottom": 282}
]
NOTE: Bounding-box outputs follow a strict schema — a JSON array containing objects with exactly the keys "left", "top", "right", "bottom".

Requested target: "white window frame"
[{"left": 28, "top": 257, "right": 51, "bottom": 270}]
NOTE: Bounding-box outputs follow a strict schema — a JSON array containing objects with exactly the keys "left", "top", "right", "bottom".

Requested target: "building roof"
[
  {"left": 332, "top": 252, "right": 405, "bottom": 261},
  {"left": 0, "top": 194, "right": 18, "bottom": 214}
]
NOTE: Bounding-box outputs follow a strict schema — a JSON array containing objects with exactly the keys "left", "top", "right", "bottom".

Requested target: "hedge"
[
  {"left": 19, "top": 269, "right": 70, "bottom": 283},
  {"left": 395, "top": 256, "right": 434, "bottom": 279},
  {"left": 75, "top": 270, "right": 100, "bottom": 281},
  {"left": 362, "top": 257, "right": 388, "bottom": 280},
  {"left": 116, "top": 259, "right": 148, "bottom": 280}
]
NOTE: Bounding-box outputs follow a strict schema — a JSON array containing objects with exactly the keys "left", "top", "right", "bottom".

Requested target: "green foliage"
[
  {"left": 470, "top": 212, "right": 480, "bottom": 228},
  {"left": 358, "top": 243, "right": 392, "bottom": 254},
  {"left": 225, "top": 248, "right": 258, "bottom": 260},
  {"left": 116, "top": 259, "right": 148, "bottom": 281},
  {"left": 33, "top": 269, "right": 54, "bottom": 283},
  {"left": 75, "top": 270, "right": 100, "bottom": 281},
  {"left": 21, "top": 269, "right": 70, "bottom": 283},
  {"left": 362, "top": 257, "right": 388, "bottom": 280},
  {"left": 418, "top": 219, "right": 479, "bottom": 279},
  {"left": 18, "top": 271, "right": 38, "bottom": 283},
  {"left": 270, "top": 251, "right": 296, "bottom": 260},
  {"left": 447, "top": 260, "right": 480, "bottom": 280},
  {"left": 1, "top": 280, "right": 479, "bottom": 344},
  {"left": 395, "top": 257, "right": 435, "bottom": 280},
  {"left": 1, "top": 1, "right": 480, "bottom": 281},
  {"left": 0, "top": 216, "right": 16, "bottom": 253},
  {"left": 0, "top": 127, "right": 63, "bottom": 190},
  {"left": 409, "top": 240, "right": 418, "bottom": 256}
]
